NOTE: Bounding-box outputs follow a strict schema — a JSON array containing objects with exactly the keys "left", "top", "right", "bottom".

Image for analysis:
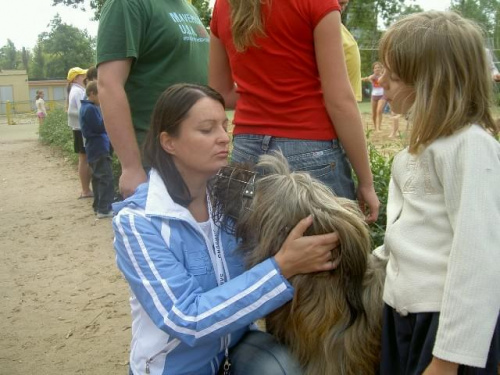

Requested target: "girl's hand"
[
  {"left": 422, "top": 357, "right": 459, "bottom": 375},
  {"left": 274, "top": 215, "right": 340, "bottom": 279},
  {"left": 357, "top": 184, "right": 380, "bottom": 223}
]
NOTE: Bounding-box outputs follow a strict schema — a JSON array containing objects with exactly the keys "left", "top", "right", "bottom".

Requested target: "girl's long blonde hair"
[
  {"left": 379, "top": 11, "right": 498, "bottom": 154},
  {"left": 228, "top": 0, "right": 267, "bottom": 52}
]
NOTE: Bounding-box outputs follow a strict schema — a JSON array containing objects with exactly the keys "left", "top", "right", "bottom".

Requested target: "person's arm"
[
  {"left": 83, "top": 107, "right": 106, "bottom": 137},
  {"left": 430, "top": 132, "right": 500, "bottom": 368},
  {"left": 209, "top": 33, "right": 238, "bottom": 109},
  {"left": 274, "top": 215, "right": 340, "bottom": 277},
  {"left": 41, "top": 99, "right": 47, "bottom": 114},
  {"left": 113, "top": 213, "right": 338, "bottom": 346},
  {"left": 98, "top": 59, "right": 147, "bottom": 198},
  {"left": 314, "top": 11, "right": 379, "bottom": 222},
  {"left": 67, "top": 91, "right": 81, "bottom": 123},
  {"left": 422, "top": 357, "right": 458, "bottom": 375}
]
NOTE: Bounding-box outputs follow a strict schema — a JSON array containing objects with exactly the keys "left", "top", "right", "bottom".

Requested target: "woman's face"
[
  {"left": 379, "top": 67, "right": 415, "bottom": 115},
  {"left": 161, "top": 97, "right": 230, "bottom": 180}
]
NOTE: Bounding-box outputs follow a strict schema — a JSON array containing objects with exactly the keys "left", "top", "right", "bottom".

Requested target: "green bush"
[
  {"left": 39, "top": 108, "right": 122, "bottom": 190},
  {"left": 366, "top": 142, "right": 395, "bottom": 248},
  {"left": 39, "top": 108, "right": 78, "bottom": 164}
]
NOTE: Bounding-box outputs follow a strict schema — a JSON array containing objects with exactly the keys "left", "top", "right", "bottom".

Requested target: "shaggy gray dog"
[{"left": 211, "top": 152, "right": 386, "bottom": 375}]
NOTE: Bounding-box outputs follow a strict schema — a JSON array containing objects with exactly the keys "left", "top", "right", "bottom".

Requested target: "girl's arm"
[
  {"left": 113, "top": 213, "right": 338, "bottom": 347},
  {"left": 314, "top": 11, "right": 379, "bottom": 222},
  {"left": 67, "top": 93, "right": 81, "bottom": 121},
  {"left": 209, "top": 33, "right": 239, "bottom": 109},
  {"left": 423, "top": 357, "right": 458, "bottom": 375},
  {"left": 433, "top": 131, "right": 500, "bottom": 367}
]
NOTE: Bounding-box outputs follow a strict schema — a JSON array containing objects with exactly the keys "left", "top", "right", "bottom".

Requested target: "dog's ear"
[{"left": 335, "top": 217, "right": 371, "bottom": 327}]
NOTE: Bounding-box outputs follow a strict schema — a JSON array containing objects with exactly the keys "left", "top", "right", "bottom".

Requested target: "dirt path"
[{"left": 0, "top": 123, "right": 130, "bottom": 374}]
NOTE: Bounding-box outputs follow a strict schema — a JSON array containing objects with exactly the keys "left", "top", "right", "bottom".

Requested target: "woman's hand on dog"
[{"left": 274, "top": 215, "right": 340, "bottom": 279}]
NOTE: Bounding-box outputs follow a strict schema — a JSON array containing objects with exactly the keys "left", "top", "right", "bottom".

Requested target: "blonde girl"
[
  {"left": 35, "top": 90, "right": 47, "bottom": 125},
  {"left": 375, "top": 11, "right": 500, "bottom": 374},
  {"left": 362, "top": 61, "right": 386, "bottom": 132}
]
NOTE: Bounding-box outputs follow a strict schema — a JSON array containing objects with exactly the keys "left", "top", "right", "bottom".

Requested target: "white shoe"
[{"left": 96, "top": 211, "right": 113, "bottom": 219}]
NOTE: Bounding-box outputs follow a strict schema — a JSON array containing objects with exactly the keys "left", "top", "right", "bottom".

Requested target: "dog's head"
[{"left": 210, "top": 152, "right": 372, "bottom": 325}]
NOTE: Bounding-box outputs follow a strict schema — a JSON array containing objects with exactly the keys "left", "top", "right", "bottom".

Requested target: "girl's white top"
[
  {"left": 374, "top": 124, "right": 500, "bottom": 368},
  {"left": 36, "top": 98, "right": 46, "bottom": 114},
  {"left": 67, "top": 83, "right": 85, "bottom": 130}
]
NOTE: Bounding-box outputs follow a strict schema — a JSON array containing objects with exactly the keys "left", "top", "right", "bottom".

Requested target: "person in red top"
[{"left": 209, "top": 0, "right": 379, "bottom": 223}]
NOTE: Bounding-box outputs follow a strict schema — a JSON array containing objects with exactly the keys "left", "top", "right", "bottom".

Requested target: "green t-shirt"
[{"left": 96, "top": 0, "right": 209, "bottom": 146}]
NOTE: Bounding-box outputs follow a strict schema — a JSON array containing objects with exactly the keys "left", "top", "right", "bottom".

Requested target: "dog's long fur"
[{"left": 211, "top": 153, "right": 386, "bottom": 375}]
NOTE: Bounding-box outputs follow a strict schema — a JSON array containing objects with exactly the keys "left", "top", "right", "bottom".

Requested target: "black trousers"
[
  {"left": 89, "top": 155, "right": 114, "bottom": 214},
  {"left": 379, "top": 304, "right": 500, "bottom": 375}
]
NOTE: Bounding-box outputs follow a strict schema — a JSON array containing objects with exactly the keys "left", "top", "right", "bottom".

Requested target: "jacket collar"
[{"left": 145, "top": 168, "right": 196, "bottom": 222}]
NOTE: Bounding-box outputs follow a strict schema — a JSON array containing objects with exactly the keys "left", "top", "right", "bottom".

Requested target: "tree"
[
  {"left": 21, "top": 48, "right": 30, "bottom": 73},
  {"left": 342, "top": 0, "right": 426, "bottom": 78},
  {"left": 52, "top": 0, "right": 105, "bottom": 21},
  {"left": 0, "top": 39, "right": 19, "bottom": 70},
  {"left": 32, "top": 15, "right": 95, "bottom": 79},
  {"left": 52, "top": 0, "right": 213, "bottom": 27},
  {"left": 450, "top": 0, "right": 500, "bottom": 49},
  {"left": 30, "top": 38, "right": 46, "bottom": 79},
  {"left": 192, "top": 0, "right": 212, "bottom": 27}
]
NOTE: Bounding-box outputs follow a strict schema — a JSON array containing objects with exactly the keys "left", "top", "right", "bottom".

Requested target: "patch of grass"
[
  {"left": 39, "top": 108, "right": 122, "bottom": 191},
  {"left": 365, "top": 138, "right": 398, "bottom": 248},
  {"left": 39, "top": 108, "right": 78, "bottom": 165},
  {"left": 357, "top": 100, "right": 372, "bottom": 114}
]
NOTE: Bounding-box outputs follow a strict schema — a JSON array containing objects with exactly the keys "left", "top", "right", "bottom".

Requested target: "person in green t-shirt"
[{"left": 96, "top": 0, "right": 210, "bottom": 198}]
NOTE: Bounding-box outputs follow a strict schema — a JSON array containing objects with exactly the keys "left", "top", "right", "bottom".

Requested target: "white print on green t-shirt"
[{"left": 169, "top": 12, "right": 209, "bottom": 40}]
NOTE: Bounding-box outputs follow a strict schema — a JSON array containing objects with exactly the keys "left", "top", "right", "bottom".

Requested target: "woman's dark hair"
[{"left": 143, "top": 83, "right": 225, "bottom": 207}]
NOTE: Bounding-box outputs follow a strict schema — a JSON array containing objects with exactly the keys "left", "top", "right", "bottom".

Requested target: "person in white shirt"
[
  {"left": 35, "top": 90, "right": 47, "bottom": 125},
  {"left": 375, "top": 11, "right": 500, "bottom": 374},
  {"left": 67, "top": 67, "right": 93, "bottom": 199}
]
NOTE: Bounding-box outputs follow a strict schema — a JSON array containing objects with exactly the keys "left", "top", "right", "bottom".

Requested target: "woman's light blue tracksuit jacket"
[{"left": 112, "top": 169, "right": 294, "bottom": 375}]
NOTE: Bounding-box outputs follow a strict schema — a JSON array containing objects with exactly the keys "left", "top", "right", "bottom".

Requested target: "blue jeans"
[
  {"left": 231, "top": 135, "right": 355, "bottom": 199},
  {"left": 89, "top": 154, "right": 115, "bottom": 214},
  {"left": 225, "top": 330, "right": 302, "bottom": 375},
  {"left": 128, "top": 331, "right": 301, "bottom": 375}
]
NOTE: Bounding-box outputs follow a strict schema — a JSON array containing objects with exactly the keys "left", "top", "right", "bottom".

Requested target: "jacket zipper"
[{"left": 145, "top": 348, "right": 169, "bottom": 374}]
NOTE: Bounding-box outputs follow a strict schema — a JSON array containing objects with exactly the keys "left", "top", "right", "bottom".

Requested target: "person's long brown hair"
[
  {"left": 142, "top": 84, "right": 225, "bottom": 207},
  {"left": 228, "top": 0, "right": 267, "bottom": 52},
  {"left": 379, "top": 11, "right": 498, "bottom": 154}
]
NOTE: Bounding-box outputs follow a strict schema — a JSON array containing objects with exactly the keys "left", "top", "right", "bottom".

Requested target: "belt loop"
[
  {"left": 261, "top": 135, "right": 272, "bottom": 152},
  {"left": 331, "top": 138, "right": 338, "bottom": 149}
]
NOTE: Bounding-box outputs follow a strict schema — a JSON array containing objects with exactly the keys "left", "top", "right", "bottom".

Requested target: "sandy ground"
[
  {"left": 0, "top": 122, "right": 130, "bottom": 375},
  {"left": 0, "top": 114, "right": 407, "bottom": 375}
]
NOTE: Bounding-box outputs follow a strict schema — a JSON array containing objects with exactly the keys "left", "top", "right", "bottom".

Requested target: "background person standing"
[
  {"left": 67, "top": 67, "right": 93, "bottom": 199},
  {"left": 35, "top": 90, "right": 47, "bottom": 126}
]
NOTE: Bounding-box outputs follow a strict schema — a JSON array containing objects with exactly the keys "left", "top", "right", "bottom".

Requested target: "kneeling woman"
[{"left": 112, "top": 83, "right": 340, "bottom": 375}]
